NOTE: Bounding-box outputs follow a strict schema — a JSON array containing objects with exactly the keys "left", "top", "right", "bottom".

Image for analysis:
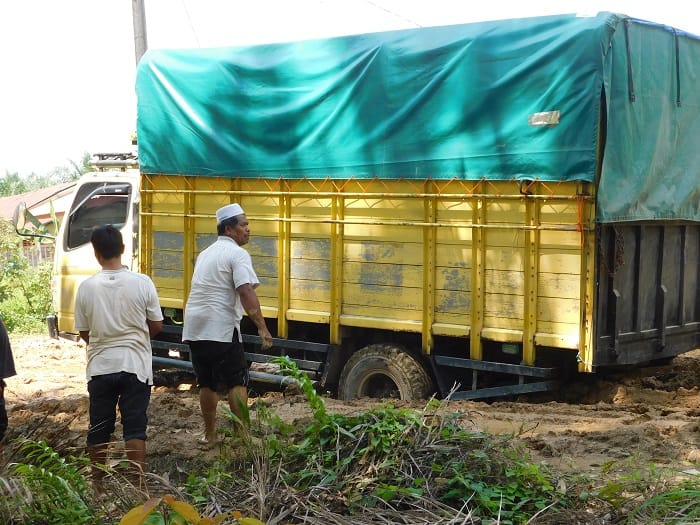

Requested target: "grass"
[{"left": 1, "top": 360, "right": 699, "bottom": 524}]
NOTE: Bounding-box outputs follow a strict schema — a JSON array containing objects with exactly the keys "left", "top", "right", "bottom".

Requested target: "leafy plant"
[
  {"left": 183, "top": 456, "right": 237, "bottom": 507},
  {"left": 6, "top": 439, "right": 97, "bottom": 525},
  {"left": 273, "top": 356, "right": 327, "bottom": 423},
  {"left": 0, "top": 220, "right": 53, "bottom": 333},
  {"left": 270, "top": 355, "right": 563, "bottom": 522},
  {"left": 2, "top": 347, "right": 699, "bottom": 524},
  {"left": 119, "top": 495, "right": 265, "bottom": 525},
  {"left": 625, "top": 478, "right": 700, "bottom": 524}
]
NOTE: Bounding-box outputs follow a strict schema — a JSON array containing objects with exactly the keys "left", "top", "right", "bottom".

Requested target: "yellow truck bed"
[{"left": 141, "top": 175, "right": 597, "bottom": 384}]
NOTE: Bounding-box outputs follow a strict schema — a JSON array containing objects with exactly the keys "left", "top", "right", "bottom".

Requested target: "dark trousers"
[{"left": 0, "top": 392, "right": 7, "bottom": 442}]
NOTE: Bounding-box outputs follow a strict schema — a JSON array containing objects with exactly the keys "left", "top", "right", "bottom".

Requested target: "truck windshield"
[{"left": 66, "top": 182, "right": 131, "bottom": 249}]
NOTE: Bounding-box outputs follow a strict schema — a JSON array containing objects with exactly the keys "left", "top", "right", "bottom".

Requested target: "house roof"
[{"left": 0, "top": 182, "right": 76, "bottom": 222}]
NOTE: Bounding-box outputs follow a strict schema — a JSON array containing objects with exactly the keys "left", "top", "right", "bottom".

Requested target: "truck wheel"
[{"left": 337, "top": 344, "right": 434, "bottom": 401}]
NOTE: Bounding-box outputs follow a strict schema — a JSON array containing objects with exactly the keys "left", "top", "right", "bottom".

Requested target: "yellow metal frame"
[
  {"left": 523, "top": 196, "right": 540, "bottom": 365},
  {"left": 140, "top": 175, "right": 596, "bottom": 368},
  {"left": 470, "top": 195, "right": 485, "bottom": 361},
  {"left": 422, "top": 180, "right": 437, "bottom": 353},
  {"left": 330, "top": 184, "right": 344, "bottom": 344}
]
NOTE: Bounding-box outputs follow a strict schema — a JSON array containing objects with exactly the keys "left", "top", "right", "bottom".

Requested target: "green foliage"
[
  {"left": 0, "top": 153, "right": 88, "bottom": 197},
  {"left": 625, "top": 478, "right": 700, "bottom": 524},
  {"left": 184, "top": 457, "right": 237, "bottom": 506},
  {"left": 0, "top": 172, "right": 30, "bottom": 196},
  {"left": 6, "top": 439, "right": 97, "bottom": 525},
  {"left": 119, "top": 495, "right": 266, "bottom": 524},
  {"left": 0, "top": 261, "right": 53, "bottom": 333},
  {"left": 271, "top": 356, "right": 562, "bottom": 522},
  {"left": 0, "top": 220, "right": 53, "bottom": 333},
  {"left": 274, "top": 356, "right": 327, "bottom": 422},
  {"left": 594, "top": 457, "right": 674, "bottom": 511},
  {"left": 588, "top": 457, "right": 700, "bottom": 524},
  {"left": 0, "top": 220, "right": 24, "bottom": 282},
  {"left": 2, "top": 358, "right": 697, "bottom": 524}
]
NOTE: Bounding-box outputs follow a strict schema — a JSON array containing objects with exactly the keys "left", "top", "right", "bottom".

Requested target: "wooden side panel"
[
  {"left": 288, "top": 187, "right": 334, "bottom": 315},
  {"left": 434, "top": 201, "right": 473, "bottom": 326},
  {"left": 147, "top": 175, "right": 189, "bottom": 309},
  {"left": 342, "top": 186, "right": 425, "bottom": 322}
]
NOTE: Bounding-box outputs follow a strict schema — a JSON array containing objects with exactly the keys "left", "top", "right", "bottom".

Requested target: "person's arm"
[
  {"left": 237, "top": 283, "right": 273, "bottom": 350},
  {"left": 147, "top": 319, "right": 163, "bottom": 338},
  {"left": 79, "top": 331, "right": 90, "bottom": 344}
]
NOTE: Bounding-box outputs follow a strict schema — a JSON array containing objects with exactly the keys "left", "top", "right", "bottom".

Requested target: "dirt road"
[{"left": 3, "top": 335, "right": 700, "bottom": 477}]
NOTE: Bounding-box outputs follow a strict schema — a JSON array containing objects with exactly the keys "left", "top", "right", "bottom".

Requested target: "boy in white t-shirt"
[{"left": 74, "top": 225, "right": 163, "bottom": 493}]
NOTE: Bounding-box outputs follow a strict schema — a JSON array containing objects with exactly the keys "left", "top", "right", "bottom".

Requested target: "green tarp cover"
[
  {"left": 599, "top": 18, "right": 700, "bottom": 222},
  {"left": 136, "top": 12, "right": 700, "bottom": 222}
]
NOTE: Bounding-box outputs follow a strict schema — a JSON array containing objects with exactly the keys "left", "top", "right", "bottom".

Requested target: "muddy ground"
[{"left": 3, "top": 335, "right": 700, "bottom": 482}]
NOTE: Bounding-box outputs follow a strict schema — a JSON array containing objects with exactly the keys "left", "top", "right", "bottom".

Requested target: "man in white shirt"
[
  {"left": 74, "top": 225, "right": 163, "bottom": 492},
  {"left": 183, "top": 203, "right": 273, "bottom": 447}
]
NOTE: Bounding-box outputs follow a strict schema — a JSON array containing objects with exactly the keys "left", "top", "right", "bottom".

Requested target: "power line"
[
  {"left": 363, "top": 0, "right": 423, "bottom": 27},
  {"left": 180, "top": 0, "right": 200, "bottom": 47},
  {"left": 177, "top": 0, "right": 423, "bottom": 49}
]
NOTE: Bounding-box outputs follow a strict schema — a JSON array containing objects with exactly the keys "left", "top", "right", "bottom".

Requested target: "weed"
[
  {"left": 625, "top": 478, "right": 700, "bottom": 523},
  {"left": 2, "top": 358, "right": 696, "bottom": 523},
  {"left": 4, "top": 439, "right": 97, "bottom": 524},
  {"left": 271, "top": 356, "right": 564, "bottom": 522}
]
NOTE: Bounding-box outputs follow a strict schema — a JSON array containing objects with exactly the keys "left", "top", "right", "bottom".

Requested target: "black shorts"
[
  {"left": 187, "top": 337, "right": 249, "bottom": 393},
  {"left": 87, "top": 372, "right": 150, "bottom": 446}
]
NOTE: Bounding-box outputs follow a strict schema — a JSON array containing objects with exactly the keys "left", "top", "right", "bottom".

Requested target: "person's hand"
[{"left": 259, "top": 328, "right": 273, "bottom": 351}]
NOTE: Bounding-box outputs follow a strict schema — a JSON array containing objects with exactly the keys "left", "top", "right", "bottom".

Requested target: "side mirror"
[
  {"left": 12, "top": 202, "right": 27, "bottom": 233},
  {"left": 12, "top": 201, "right": 55, "bottom": 240}
]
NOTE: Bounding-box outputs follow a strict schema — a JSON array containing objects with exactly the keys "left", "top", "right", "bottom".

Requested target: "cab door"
[{"left": 52, "top": 173, "right": 139, "bottom": 338}]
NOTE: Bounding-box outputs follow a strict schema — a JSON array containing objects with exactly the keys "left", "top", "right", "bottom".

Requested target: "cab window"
[{"left": 66, "top": 182, "right": 131, "bottom": 249}]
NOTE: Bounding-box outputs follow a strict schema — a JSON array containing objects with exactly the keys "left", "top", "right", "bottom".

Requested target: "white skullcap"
[{"left": 216, "top": 203, "right": 245, "bottom": 224}]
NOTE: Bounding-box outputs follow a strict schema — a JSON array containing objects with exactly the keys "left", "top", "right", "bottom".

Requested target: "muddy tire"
[{"left": 337, "top": 344, "right": 435, "bottom": 401}]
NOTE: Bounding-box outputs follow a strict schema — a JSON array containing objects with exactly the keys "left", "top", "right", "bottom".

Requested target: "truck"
[{"left": 16, "top": 12, "right": 699, "bottom": 400}]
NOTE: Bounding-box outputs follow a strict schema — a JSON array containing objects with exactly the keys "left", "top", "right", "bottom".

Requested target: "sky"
[{"left": 1, "top": 0, "right": 698, "bottom": 177}]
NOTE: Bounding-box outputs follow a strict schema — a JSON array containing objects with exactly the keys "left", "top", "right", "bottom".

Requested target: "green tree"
[
  {"left": 52, "top": 151, "right": 90, "bottom": 183},
  {"left": 0, "top": 219, "right": 53, "bottom": 333},
  {"left": 0, "top": 171, "right": 29, "bottom": 196},
  {"left": 0, "top": 152, "right": 88, "bottom": 197}
]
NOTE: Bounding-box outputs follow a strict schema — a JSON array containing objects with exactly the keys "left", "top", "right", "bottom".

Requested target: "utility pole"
[
  {"left": 132, "top": 0, "right": 148, "bottom": 65},
  {"left": 132, "top": 0, "right": 148, "bottom": 146}
]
